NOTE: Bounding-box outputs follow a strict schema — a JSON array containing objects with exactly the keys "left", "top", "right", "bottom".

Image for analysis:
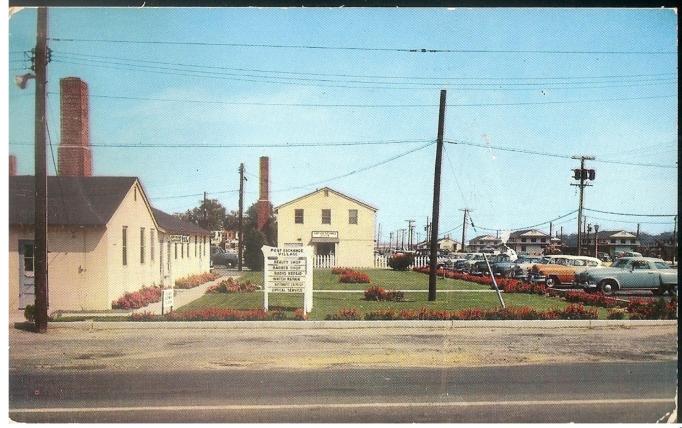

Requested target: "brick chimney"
[
  {"left": 58, "top": 77, "right": 92, "bottom": 176},
  {"left": 256, "top": 156, "right": 270, "bottom": 231},
  {"left": 9, "top": 155, "right": 17, "bottom": 176}
]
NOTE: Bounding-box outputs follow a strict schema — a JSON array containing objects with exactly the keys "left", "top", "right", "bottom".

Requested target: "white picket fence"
[{"left": 313, "top": 254, "right": 431, "bottom": 269}]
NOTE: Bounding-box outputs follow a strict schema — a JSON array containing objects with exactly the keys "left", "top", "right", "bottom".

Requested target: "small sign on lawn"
[
  {"left": 261, "top": 245, "right": 314, "bottom": 313},
  {"left": 162, "top": 288, "right": 174, "bottom": 314}
]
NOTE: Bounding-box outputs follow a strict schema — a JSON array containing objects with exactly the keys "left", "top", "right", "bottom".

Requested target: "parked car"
[
  {"left": 528, "top": 255, "right": 603, "bottom": 288},
  {"left": 510, "top": 256, "right": 544, "bottom": 280},
  {"left": 453, "top": 253, "right": 484, "bottom": 272},
  {"left": 471, "top": 254, "right": 513, "bottom": 276},
  {"left": 210, "top": 246, "right": 238, "bottom": 268},
  {"left": 576, "top": 257, "right": 677, "bottom": 295}
]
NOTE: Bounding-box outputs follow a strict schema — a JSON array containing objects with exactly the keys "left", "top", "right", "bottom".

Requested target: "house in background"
[
  {"left": 275, "top": 187, "right": 377, "bottom": 267},
  {"left": 416, "top": 236, "right": 460, "bottom": 253},
  {"left": 467, "top": 235, "right": 502, "bottom": 252},
  {"left": 584, "top": 230, "right": 640, "bottom": 257},
  {"left": 506, "top": 229, "right": 551, "bottom": 256},
  {"left": 9, "top": 176, "right": 210, "bottom": 313}
]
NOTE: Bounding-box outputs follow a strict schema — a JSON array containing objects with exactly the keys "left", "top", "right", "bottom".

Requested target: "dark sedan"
[{"left": 210, "top": 246, "right": 238, "bottom": 268}]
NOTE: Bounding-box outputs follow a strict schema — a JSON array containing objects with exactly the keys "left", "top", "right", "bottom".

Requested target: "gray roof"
[
  {"left": 9, "top": 175, "right": 137, "bottom": 226},
  {"left": 151, "top": 208, "right": 209, "bottom": 235},
  {"left": 9, "top": 176, "right": 209, "bottom": 235}
]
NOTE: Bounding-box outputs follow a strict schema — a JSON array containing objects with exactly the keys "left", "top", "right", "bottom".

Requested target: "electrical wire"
[
  {"left": 581, "top": 215, "right": 675, "bottom": 225},
  {"left": 583, "top": 208, "right": 677, "bottom": 217},
  {"left": 51, "top": 59, "right": 678, "bottom": 92},
  {"left": 51, "top": 91, "right": 677, "bottom": 109},
  {"left": 445, "top": 140, "right": 677, "bottom": 169},
  {"left": 10, "top": 138, "right": 433, "bottom": 149},
  {"left": 47, "top": 37, "right": 677, "bottom": 55},
  {"left": 466, "top": 210, "right": 578, "bottom": 233},
  {"left": 52, "top": 49, "right": 679, "bottom": 81}
]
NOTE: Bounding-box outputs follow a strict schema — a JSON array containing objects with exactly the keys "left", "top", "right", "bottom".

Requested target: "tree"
[
  {"left": 243, "top": 228, "right": 267, "bottom": 271},
  {"left": 223, "top": 210, "right": 239, "bottom": 230},
  {"left": 176, "top": 198, "right": 226, "bottom": 231}
]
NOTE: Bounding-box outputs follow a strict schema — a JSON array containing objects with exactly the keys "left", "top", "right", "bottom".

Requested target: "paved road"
[{"left": 9, "top": 361, "right": 677, "bottom": 423}]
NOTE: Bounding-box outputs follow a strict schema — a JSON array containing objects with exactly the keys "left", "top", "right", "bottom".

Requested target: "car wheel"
[
  {"left": 652, "top": 287, "right": 665, "bottom": 296},
  {"left": 226, "top": 261, "right": 234, "bottom": 269},
  {"left": 598, "top": 279, "right": 618, "bottom": 295},
  {"left": 545, "top": 276, "right": 558, "bottom": 288},
  {"left": 667, "top": 285, "right": 678, "bottom": 296}
]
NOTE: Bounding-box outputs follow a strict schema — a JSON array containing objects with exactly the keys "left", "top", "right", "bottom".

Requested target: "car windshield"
[{"left": 611, "top": 259, "right": 631, "bottom": 269}]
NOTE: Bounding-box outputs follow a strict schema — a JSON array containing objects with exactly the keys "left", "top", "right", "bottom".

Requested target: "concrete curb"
[{"left": 36, "top": 319, "right": 677, "bottom": 330}]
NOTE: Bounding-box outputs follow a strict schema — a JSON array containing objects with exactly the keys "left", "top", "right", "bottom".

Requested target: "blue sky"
[{"left": 7, "top": 8, "right": 678, "bottom": 242}]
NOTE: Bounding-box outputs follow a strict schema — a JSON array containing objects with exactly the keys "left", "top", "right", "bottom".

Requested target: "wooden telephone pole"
[
  {"left": 571, "top": 155, "right": 595, "bottom": 255},
  {"left": 428, "top": 90, "right": 446, "bottom": 301},
  {"left": 238, "top": 163, "right": 245, "bottom": 271},
  {"left": 34, "top": 7, "right": 49, "bottom": 333}
]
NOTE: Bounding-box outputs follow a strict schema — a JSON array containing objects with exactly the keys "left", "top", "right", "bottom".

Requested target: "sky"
[{"left": 6, "top": 8, "right": 678, "bottom": 243}]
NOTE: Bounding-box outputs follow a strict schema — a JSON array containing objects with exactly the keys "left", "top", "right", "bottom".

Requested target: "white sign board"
[
  {"left": 312, "top": 231, "right": 338, "bottom": 239},
  {"left": 261, "top": 245, "right": 314, "bottom": 313},
  {"left": 162, "top": 288, "right": 174, "bottom": 314},
  {"left": 169, "top": 235, "right": 189, "bottom": 243}
]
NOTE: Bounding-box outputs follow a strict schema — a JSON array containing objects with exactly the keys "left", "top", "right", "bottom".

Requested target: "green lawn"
[
  {"left": 239, "top": 269, "right": 490, "bottom": 291},
  {"left": 178, "top": 269, "right": 609, "bottom": 320}
]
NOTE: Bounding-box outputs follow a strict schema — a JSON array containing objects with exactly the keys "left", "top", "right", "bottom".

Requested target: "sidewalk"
[{"left": 132, "top": 273, "right": 239, "bottom": 315}]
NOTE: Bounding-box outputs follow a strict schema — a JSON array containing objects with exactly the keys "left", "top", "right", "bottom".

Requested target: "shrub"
[
  {"left": 175, "top": 272, "right": 220, "bottom": 289},
  {"left": 339, "top": 271, "right": 371, "bottom": 284},
  {"left": 627, "top": 297, "right": 677, "bottom": 320},
  {"left": 24, "top": 304, "right": 35, "bottom": 322},
  {"left": 165, "top": 308, "right": 282, "bottom": 321},
  {"left": 112, "top": 285, "right": 163, "bottom": 309},
  {"left": 326, "top": 308, "right": 361, "bottom": 320},
  {"left": 564, "top": 291, "right": 626, "bottom": 308},
  {"left": 293, "top": 309, "right": 307, "bottom": 320},
  {"left": 606, "top": 308, "right": 626, "bottom": 320},
  {"left": 332, "top": 267, "right": 353, "bottom": 275},
  {"left": 129, "top": 311, "right": 162, "bottom": 321},
  {"left": 205, "top": 277, "right": 259, "bottom": 294},
  {"left": 388, "top": 253, "right": 414, "bottom": 271},
  {"left": 549, "top": 304, "right": 599, "bottom": 320},
  {"left": 364, "top": 309, "right": 399, "bottom": 320},
  {"left": 363, "top": 286, "right": 404, "bottom": 302}
]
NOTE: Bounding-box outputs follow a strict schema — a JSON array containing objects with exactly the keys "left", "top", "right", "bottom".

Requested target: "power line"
[
  {"left": 467, "top": 210, "right": 578, "bottom": 232},
  {"left": 583, "top": 208, "right": 677, "bottom": 217},
  {"left": 9, "top": 138, "right": 433, "bottom": 149},
  {"left": 52, "top": 50, "right": 679, "bottom": 81},
  {"left": 54, "top": 51, "right": 676, "bottom": 87},
  {"left": 45, "top": 91, "right": 677, "bottom": 109},
  {"left": 581, "top": 215, "right": 675, "bottom": 225},
  {"left": 445, "top": 139, "right": 678, "bottom": 169},
  {"left": 51, "top": 59, "right": 678, "bottom": 92},
  {"left": 47, "top": 37, "right": 677, "bottom": 55}
]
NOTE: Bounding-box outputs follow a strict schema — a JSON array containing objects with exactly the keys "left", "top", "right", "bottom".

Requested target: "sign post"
[
  {"left": 261, "top": 245, "right": 314, "bottom": 313},
  {"left": 161, "top": 288, "right": 174, "bottom": 314}
]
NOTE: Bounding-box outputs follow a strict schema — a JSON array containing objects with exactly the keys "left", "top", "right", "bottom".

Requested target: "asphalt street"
[{"left": 9, "top": 361, "right": 677, "bottom": 423}]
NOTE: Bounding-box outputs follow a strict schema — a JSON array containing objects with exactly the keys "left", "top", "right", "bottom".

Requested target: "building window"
[
  {"left": 349, "top": 209, "right": 358, "bottom": 225},
  {"left": 174, "top": 243, "right": 177, "bottom": 260},
  {"left": 295, "top": 209, "right": 304, "bottom": 224},
  {"left": 521, "top": 245, "right": 526, "bottom": 252},
  {"left": 521, "top": 238, "right": 527, "bottom": 243},
  {"left": 122, "top": 226, "right": 128, "bottom": 266},
  {"left": 530, "top": 238, "right": 536, "bottom": 243},
  {"left": 610, "top": 239, "right": 616, "bottom": 244},
  {"left": 322, "top": 209, "right": 331, "bottom": 224},
  {"left": 140, "top": 227, "right": 145, "bottom": 264},
  {"left": 620, "top": 239, "right": 626, "bottom": 244},
  {"left": 150, "top": 229, "right": 155, "bottom": 262},
  {"left": 540, "top": 238, "right": 546, "bottom": 243}
]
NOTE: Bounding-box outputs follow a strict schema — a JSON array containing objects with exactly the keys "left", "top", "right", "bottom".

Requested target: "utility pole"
[
  {"left": 594, "top": 224, "right": 599, "bottom": 258},
  {"left": 424, "top": 217, "right": 430, "bottom": 247},
  {"left": 203, "top": 191, "right": 208, "bottom": 229},
  {"left": 459, "top": 208, "right": 471, "bottom": 253},
  {"left": 33, "top": 7, "right": 49, "bottom": 333},
  {"left": 238, "top": 163, "right": 245, "bottom": 271},
  {"left": 673, "top": 216, "right": 677, "bottom": 264},
  {"left": 389, "top": 231, "right": 394, "bottom": 251},
  {"left": 571, "top": 155, "right": 595, "bottom": 256},
  {"left": 406, "top": 219, "right": 415, "bottom": 250},
  {"left": 429, "top": 89, "right": 446, "bottom": 301},
  {"left": 399, "top": 229, "right": 406, "bottom": 250}
]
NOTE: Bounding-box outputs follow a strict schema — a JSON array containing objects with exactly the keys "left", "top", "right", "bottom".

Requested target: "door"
[{"left": 18, "top": 240, "right": 35, "bottom": 309}]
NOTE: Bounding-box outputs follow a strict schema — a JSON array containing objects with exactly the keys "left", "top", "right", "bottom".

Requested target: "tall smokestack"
[
  {"left": 9, "top": 155, "right": 17, "bottom": 176},
  {"left": 58, "top": 77, "right": 92, "bottom": 176},
  {"left": 256, "top": 156, "right": 270, "bottom": 231}
]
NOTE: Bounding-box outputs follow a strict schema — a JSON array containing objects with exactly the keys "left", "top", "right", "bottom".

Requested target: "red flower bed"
[
  {"left": 362, "top": 305, "right": 598, "bottom": 321},
  {"left": 363, "top": 286, "right": 404, "bottom": 302},
  {"left": 564, "top": 291, "right": 626, "bottom": 308},
  {"left": 332, "top": 267, "right": 354, "bottom": 275},
  {"left": 339, "top": 271, "right": 371, "bottom": 284},
  {"left": 326, "top": 308, "right": 361, "bottom": 320},
  {"left": 112, "top": 285, "right": 163, "bottom": 309},
  {"left": 206, "top": 277, "right": 259, "bottom": 294},
  {"left": 175, "top": 272, "right": 220, "bottom": 289},
  {"left": 627, "top": 297, "right": 677, "bottom": 320},
  {"left": 165, "top": 308, "right": 286, "bottom": 321}
]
